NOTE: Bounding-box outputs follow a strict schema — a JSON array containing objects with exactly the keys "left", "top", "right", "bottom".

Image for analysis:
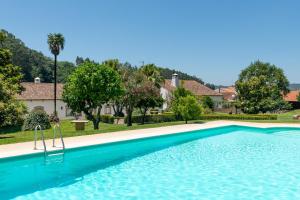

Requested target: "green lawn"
[
  {"left": 1, "top": 110, "right": 300, "bottom": 145},
  {"left": 0, "top": 120, "right": 205, "bottom": 145},
  {"left": 245, "top": 109, "right": 300, "bottom": 123}
]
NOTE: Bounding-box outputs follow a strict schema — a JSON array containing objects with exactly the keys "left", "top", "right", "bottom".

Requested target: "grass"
[
  {"left": 1, "top": 109, "right": 300, "bottom": 145},
  {"left": 245, "top": 109, "right": 300, "bottom": 123},
  {"left": 0, "top": 120, "right": 205, "bottom": 145}
]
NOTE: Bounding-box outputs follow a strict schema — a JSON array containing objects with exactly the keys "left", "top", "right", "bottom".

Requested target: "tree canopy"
[
  {"left": 62, "top": 61, "right": 123, "bottom": 129},
  {"left": 235, "top": 61, "right": 290, "bottom": 114},
  {"left": 176, "top": 95, "right": 203, "bottom": 124},
  {"left": 0, "top": 31, "right": 27, "bottom": 128}
]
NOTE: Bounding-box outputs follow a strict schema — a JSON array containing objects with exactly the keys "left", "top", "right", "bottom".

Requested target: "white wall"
[
  {"left": 22, "top": 100, "right": 71, "bottom": 119},
  {"left": 160, "top": 87, "right": 224, "bottom": 110}
]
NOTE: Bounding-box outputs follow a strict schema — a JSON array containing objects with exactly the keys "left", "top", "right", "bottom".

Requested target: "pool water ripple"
[{"left": 2, "top": 126, "right": 300, "bottom": 199}]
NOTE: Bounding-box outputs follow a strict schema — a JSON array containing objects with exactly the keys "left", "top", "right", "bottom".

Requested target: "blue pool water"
[{"left": 1, "top": 125, "right": 300, "bottom": 199}]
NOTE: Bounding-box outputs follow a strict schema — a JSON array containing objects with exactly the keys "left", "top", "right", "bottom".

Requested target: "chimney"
[
  {"left": 171, "top": 73, "right": 179, "bottom": 87},
  {"left": 34, "top": 77, "right": 41, "bottom": 83}
]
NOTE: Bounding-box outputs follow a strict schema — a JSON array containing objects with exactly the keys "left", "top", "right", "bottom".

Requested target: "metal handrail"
[
  {"left": 52, "top": 123, "right": 65, "bottom": 150},
  {"left": 34, "top": 125, "right": 47, "bottom": 153}
]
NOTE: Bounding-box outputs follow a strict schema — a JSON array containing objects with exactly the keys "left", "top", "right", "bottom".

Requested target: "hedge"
[
  {"left": 102, "top": 113, "right": 277, "bottom": 124},
  {"left": 100, "top": 115, "right": 115, "bottom": 124},
  {"left": 197, "top": 114, "right": 277, "bottom": 120},
  {"left": 125, "top": 113, "right": 277, "bottom": 124},
  {"left": 125, "top": 114, "right": 177, "bottom": 124}
]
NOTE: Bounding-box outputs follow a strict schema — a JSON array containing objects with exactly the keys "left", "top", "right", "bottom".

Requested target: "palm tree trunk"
[{"left": 54, "top": 55, "right": 57, "bottom": 117}]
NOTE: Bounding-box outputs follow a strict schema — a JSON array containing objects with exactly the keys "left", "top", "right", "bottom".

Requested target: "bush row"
[
  {"left": 197, "top": 114, "right": 277, "bottom": 120},
  {"left": 121, "top": 113, "right": 277, "bottom": 124},
  {"left": 98, "top": 113, "right": 277, "bottom": 124}
]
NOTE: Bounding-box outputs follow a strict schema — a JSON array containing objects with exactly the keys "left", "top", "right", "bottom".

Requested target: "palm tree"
[{"left": 47, "top": 33, "right": 65, "bottom": 118}]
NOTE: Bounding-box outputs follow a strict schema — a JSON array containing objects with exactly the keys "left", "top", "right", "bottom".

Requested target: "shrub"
[
  {"left": 100, "top": 115, "right": 115, "bottom": 124},
  {"left": 23, "top": 110, "right": 51, "bottom": 130}
]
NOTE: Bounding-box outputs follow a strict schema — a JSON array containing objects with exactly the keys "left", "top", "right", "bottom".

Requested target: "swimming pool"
[{"left": 1, "top": 125, "right": 300, "bottom": 199}]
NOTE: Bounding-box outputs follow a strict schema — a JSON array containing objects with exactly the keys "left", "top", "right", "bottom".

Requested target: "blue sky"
[{"left": 1, "top": 0, "right": 300, "bottom": 85}]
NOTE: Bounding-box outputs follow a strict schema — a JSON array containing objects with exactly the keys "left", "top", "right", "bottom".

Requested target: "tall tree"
[
  {"left": 122, "top": 70, "right": 145, "bottom": 126},
  {"left": 47, "top": 33, "right": 65, "bottom": 118},
  {"left": 63, "top": 62, "right": 123, "bottom": 129},
  {"left": 140, "top": 64, "right": 164, "bottom": 88},
  {"left": 0, "top": 31, "right": 27, "bottom": 128},
  {"left": 235, "top": 61, "right": 290, "bottom": 114},
  {"left": 135, "top": 79, "right": 163, "bottom": 124},
  {"left": 176, "top": 95, "right": 203, "bottom": 124}
]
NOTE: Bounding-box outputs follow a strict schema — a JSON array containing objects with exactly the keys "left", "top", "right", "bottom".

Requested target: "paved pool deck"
[{"left": 1, "top": 120, "right": 300, "bottom": 159}]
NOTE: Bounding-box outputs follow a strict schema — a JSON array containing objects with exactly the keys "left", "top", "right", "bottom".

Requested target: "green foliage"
[
  {"left": 200, "top": 96, "right": 214, "bottom": 110},
  {"left": 198, "top": 114, "right": 277, "bottom": 120},
  {"left": 236, "top": 61, "right": 290, "bottom": 114},
  {"left": 23, "top": 110, "right": 51, "bottom": 130},
  {"left": 1, "top": 29, "right": 75, "bottom": 83},
  {"left": 135, "top": 80, "right": 164, "bottom": 124},
  {"left": 47, "top": 33, "right": 65, "bottom": 56},
  {"left": 125, "top": 114, "right": 177, "bottom": 124},
  {"left": 159, "top": 67, "right": 204, "bottom": 84},
  {"left": 100, "top": 115, "right": 115, "bottom": 124},
  {"left": 63, "top": 62, "right": 123, "bottom": 129},
  {"left": 171, "top": 87, "right": 193, "bottom": 118},
  {"left": 140, "top": 64, "right": 164, "bottom": 88},
  {"left": 297, "top": 92, "right": 300, "bottom": 102},
  {"left": 122, "top": 70, "right": 143, "bottom": 126},
  {"left": 0, "top": 32, "right": 27, "bottom": 128},
  {"left": 176, "top": 95, "right": 203, "bottom": 123}
]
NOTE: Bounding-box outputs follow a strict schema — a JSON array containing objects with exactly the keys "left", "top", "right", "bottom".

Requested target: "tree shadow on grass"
[
  {"left": 0, "top": 126, "right": 22, "bottom": 134},
  {"left": 0, "top": 135, "right": 15, "bottom": 139}
]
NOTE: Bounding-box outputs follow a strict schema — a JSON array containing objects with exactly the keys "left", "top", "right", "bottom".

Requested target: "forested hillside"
[
  {"left": 1, "top": 29, "right": 75, "bottom": 83},
  {"left": 1, "top": 29, "right": 214, "bottom": 88}
]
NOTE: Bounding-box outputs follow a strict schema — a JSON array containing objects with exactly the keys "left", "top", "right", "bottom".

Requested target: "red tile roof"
[
  {"left": 16, "top": 82, "right": 64, "bottom": 100},
  {"left": 163, "top": 80, "right": 222, "bottom": 96},
  {"left": 216, "top": 86, "right": 237, "bottom": 101},
  {"left": 284, "top": 90, "right": 300, "bottom": 102}
]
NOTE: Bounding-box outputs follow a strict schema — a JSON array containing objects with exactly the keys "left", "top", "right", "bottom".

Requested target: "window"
[{"left": 33, "top": 106, "right": 44, "bottom": 111}]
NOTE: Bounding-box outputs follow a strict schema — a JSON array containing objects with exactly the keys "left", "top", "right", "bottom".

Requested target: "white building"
[
  {"left": 160, "top": 74, "right": 224, "bottom": 110},
  {"left": 17, "top": 79, "right": 117, "bottom": 119}
]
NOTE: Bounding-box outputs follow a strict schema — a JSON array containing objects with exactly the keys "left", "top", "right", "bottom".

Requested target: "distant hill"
[
  {"left": 1, "top": 29, "right": 215, "bottom": 88},
  {"left": 289, "top": 84, "right": 300, "bottom": 90},
  {"left": 1, "top": 29, "right": 75, "bottom": 83},
  {"left": 159, "top": 67, "right": 204, "bottom": 84}
]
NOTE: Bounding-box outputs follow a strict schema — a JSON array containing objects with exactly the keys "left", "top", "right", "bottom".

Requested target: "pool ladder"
[{"left": 34, "top": 123, "right": 65, "bottom": 155}]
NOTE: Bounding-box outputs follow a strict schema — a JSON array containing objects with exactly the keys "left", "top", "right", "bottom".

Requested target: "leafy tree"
[
  {"left": 200, "top": 96, "right": 214, "bottom": 110},
  {"left": 140, "top": 64, "right": 164, "bottom": 88},
  {"left": 57, "top": 61, "right": 75, "bottom": 83},
  {"left": 75, "top": 56, "right": 84, "bottom": 66},
  {"left": 297, "top": 92, "right": 300, "bottom": 102},
  {"left": 235, "top": 61, "right": 290, "bottom": 114},
  {"left": 47, "top": 33, "right": 65, "bottom": 117},
  {"left": 62, "top": 62, "right": 123, "bottom": 129},
  {"left": 171, "top": 87, "right": 193, "bottom": 118},
  {"left": 122, "top": 70, "right": 146, "bottom": 126},
  {"left": 0, "top": 31, "right": 27, "bottom": 128},
  {"left": 176, "top": 95, "right": 203, "bottom": 124},
  {"left": 136, "top": 80, "right": 164, "bottom": 124}
]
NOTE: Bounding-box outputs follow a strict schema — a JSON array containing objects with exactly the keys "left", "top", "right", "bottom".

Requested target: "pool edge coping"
[{"left": 1, "top": 120, "right": 300, "bottom": 159}]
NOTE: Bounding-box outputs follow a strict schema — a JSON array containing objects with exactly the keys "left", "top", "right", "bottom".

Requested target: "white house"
[
  {"left": 17, "top": 78, "right": 117, "bottom": 119},
  {"left": 160, "top": 74, "right": 224, "bottom": 110}
]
